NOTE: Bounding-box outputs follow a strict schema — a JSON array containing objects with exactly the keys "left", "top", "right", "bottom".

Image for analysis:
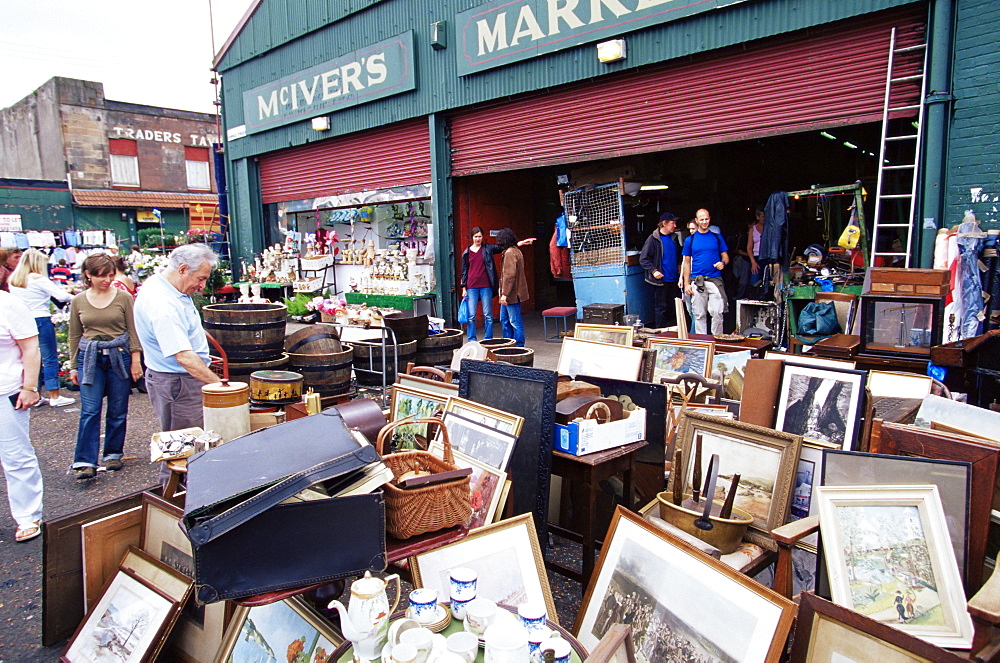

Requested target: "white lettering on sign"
[
  {"left": 188, "top": 135, "right": 219, "bottom": 147},
  {"left": 112, "top": 126, "right": 182, "bottom": 143}
]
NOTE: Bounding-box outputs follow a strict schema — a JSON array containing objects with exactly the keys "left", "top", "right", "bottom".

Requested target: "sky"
[{"left": 0, "top": 0, "right": 254, "bottom": 114}]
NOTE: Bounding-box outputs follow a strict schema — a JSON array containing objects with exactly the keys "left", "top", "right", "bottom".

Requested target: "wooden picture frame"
[
  {"left": 870, "top": 419, "right": 999, "bottom": 593},
  {"left": 215, "top": 597, "right": 342, "bottom": 663},
  {"left": 763, "top": 351, "right": 857, "bottom": 370},
  {"left": 389, "top": 384, "right": 449, "bottom": 449},
  {"left": 575, "top": 507, "right": 796, "bottom": 661},
  {"left": 585, "top": 624, "right": 635, "bottom": 663},
  {"left": 410, "top": 513, "right": 557, "bottom": 623},
  {"left": 436, "top": 411, "right": 518, "bottom": 471},
  {"left": 867, "top": 370, "right": 933, "bottom": 399},
  {"left": 774, "top": 363, "right": 865, "bottom": 450},
  {"left": 63, "top": 554, "right": 191, "bottom": 663},
  {"left": 493, "top": 480, "right": 512, "bottom": 523},
  {"left": 789, "top": 592, "right": 964, "bottom": 663},
  {"left": 81, "top": 505, "right": 142, "bottom": 610},
  {"left": 787, "top": 442, "right": 826, "bottom": 552},
  {"left": 140, "top": 492, "right": 232, "bottom": 663},
  {"left": 574, "top": 323, "right": 635, "bottom": 347},
  {"left": 675, "top": 411, "right": 802, "bottom": 550},
  {"left": 646, "top": 337, "right": 715, "bottom": 382},
  {"left": 460, "top": 360, "right": 558, "bottom": 550},
  {"left": 914, "top": 393, "right": 1000, "bottom": 437},
  {"left": 428, "top": 444, "right": 507, "bottom": 528},
  {"left": 822, "top": 450, "right": 972, "bottom": 589},
  {"left": 395, "top": 372, "right": 460, "bottom": 397},
  {"left": 816, "top": 484, "right": 974, "bottom": 649},
  {"left": 557, "top": 337, "right": 644, "bottom": 381},
  {"left": 444, "top": 395, "right": 524, "bottom": 437}
]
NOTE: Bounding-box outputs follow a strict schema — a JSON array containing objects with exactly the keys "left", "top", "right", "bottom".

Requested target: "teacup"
[
  {"left": 449, "top": 567, "right": 478, "bottom": 602},
  {"left": 399, "top": 627, "right": 434, "bottom": 663},
  {"left": 517, "top": 601, "right": 547, "bottom": 631},
  {"left": 408, "top": 588, "right": 439, "bottom": 624},
  {"left": 539, "top": 634, "right": 572, "bottom": 663},
  {"left": 446, "top": 631, "right": 479, "bottom": 663},
  {"left": 464, "top": 597, "right": 497, "bottom": 637},
  {"left": 451, "top": 596, "right": 475, "bottom": 621},
  {"left": 484, "top": 622, "right": 530, "bottom": 663},
  {"left": 390, "top": 643, "right": 417, "bottom": 663},
  {"left": 528, "top": 628, "right": 554, "bottom": 660},
  {"left": 387, "top": 618, "right": 420, "bottom": 649}
]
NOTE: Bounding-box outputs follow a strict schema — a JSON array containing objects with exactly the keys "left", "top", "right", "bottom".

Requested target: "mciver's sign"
[
  {"left": 242, "top": 32, "right": 415, "bottom": 134},
  {"left": 456, "top": 0, "right": 747, "bottom": 76}
]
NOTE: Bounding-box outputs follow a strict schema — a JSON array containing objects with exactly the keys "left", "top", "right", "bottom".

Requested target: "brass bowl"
[{"left": 656, "top": 491, "right": 753, "bottom": 554}]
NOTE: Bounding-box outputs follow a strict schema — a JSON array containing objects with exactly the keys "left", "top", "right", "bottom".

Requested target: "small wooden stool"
[
  {"left": 163, "top": 458, "right": 188, "bottom": 499},
  {"left": 542, "top": 306, "right": 577, "bottom": 342}
]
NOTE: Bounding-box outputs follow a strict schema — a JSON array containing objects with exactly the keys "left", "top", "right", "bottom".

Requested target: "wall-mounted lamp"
[
  {"left": 640, "top": 184, "right": 669, "bottom": 191},
  {"left": 431, "top": 21, "right": 447, "bottom": 50},
  {"left": 311, "top": 116, "right": 331, "bottom": 131},
  {"left": 597, "top": 38, "right": 626, "bottom": 63}
]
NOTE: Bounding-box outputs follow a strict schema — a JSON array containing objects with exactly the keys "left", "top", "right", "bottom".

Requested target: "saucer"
[
  {"left": 462, "top": 608, "right": 516, "bottom": 647},
  {"left": 406, "top": 603, "right": 452, "bottom": 633}
]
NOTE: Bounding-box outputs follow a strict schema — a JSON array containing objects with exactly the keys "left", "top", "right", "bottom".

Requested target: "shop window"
[
  {"left": 185, "top": 146, "right": 211, "bottom": 191},
  {"left": 109, "top": 139, "right": 139, "bottom": 187}
]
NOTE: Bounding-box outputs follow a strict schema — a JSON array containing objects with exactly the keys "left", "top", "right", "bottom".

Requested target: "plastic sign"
[{"left": 243, "top": 32, "right": 416, "bottom": 135}]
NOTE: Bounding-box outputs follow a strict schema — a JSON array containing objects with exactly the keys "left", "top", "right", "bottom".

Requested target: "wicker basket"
[{"left": 375, "top": 417, "right": 472, "bottom": 539}]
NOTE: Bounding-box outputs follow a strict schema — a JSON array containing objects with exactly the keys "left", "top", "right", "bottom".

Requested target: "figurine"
[
  {"left": 365, "top": 240, "right": 375, "bottom": 266},
  {"left": 238, "top": 283, "right": 251, "bottom": 302}
]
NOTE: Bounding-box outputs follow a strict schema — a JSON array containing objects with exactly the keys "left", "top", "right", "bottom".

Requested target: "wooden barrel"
[
  {"left": 285, "top": 324, "right": 342, "bottom": 354},
  {"left": 383, "top": 314, "right": 429, "bottom": 345},
  {"left": 202, "top": 303, "right": 287, "bottom": 362},
  {"left": 493, "top": 347, "right": 535, "bottom": 367},
  {"left": 287, "top": 347, "right": 353, "bottom": 396},
  {"left": 228, "top": 354, "right": 290, "bottom": 384},
  {"left": 349, "top": 339, "right": 417, "bottom": 386},
  {"left": 415, "top": 328, "right": 464, "bottom": 366},
  {"left": 479, "top": 338, "right": 516, "bottom": 351}
]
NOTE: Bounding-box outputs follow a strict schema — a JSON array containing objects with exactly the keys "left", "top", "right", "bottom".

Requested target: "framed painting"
[
  {"left": 460, "top": 360, "right": 558, "bottom": 551},
  {"left": 428, "top": 444, "right": 507, "bottom": 529},
  {"left": 395, "top": 373, "right": 460, "bottom": 397},
  {"left": 870, "top": 419, "right": 998, "bottom": 593},
  {"left": 867, "top": 370, "right": 933, "bottom": 399},
  {"left": 816, "top": 484, "right": 974, "bottom": 649},
  {"left": 822, "top": 450, "right": 972, "bottom": 587},
  {"left": 774, "top": 363, "right": 865, "bottom": 450},
  {"left": 389, "top": 384, "right": 449, "bottom": 450},
  {"left": 410, "top": 513, "right": 557, "bottom": 623},
  {"left": 585, "top": 624, "right": 636, "bottom": 663},
  {"left": 444, "top": 396, "right": 524, "bottom": 437},
  {"left": 787, "top": 442, "right": 826, "bottom": 552},
  {"left": 215, "top": 597, "right": 341, "bottom": 663},
  {"left": 763, "top": 351, "right": 857, "bottom": 370},
  {"left": 914, "top": 393, "right": 1000, "bottom": 436},
  {"left": 139, "top": 492, "right": 232, "bottom": 663},
  {"left": 675, "top": 411, "right": 802, "bottom": 550},
  {"left": 436, "top": 411, "right": 518, "bottom": 471},
  {"left": 557, "top": 337, "right": 644, "bottom": 381},
  {"left": 789, "top": 592, "right": 965, "bottom": 663},
  {"left": 646, "top": 338, "right": 714, "bottom": 382},
  {"left": 574, "top": 323, "right": 634, "bottom": 347},
  {"left": 63, "top": 561, "right": 190, "bottom": 663},
  {"left": 575, "top": 507, "right": 796, "bottom": 661}
]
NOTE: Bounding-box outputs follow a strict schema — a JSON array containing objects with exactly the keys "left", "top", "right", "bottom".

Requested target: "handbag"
[
  {"left": 375, "top": 416, "right": 472, "bottom": 539},
  {"left": 457, "top": 297, "right": 471, "bottom": 324},
  {"left": 797, "top": 301, "right": 841, "bottom": 337}
]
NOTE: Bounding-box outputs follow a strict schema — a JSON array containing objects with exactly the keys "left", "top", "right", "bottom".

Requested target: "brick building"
[{"left": 0, "top": 77, "right": 221, "bottom": 248}]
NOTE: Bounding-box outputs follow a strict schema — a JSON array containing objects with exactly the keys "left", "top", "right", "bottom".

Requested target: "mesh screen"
[{"left": 563, "top": 184, "right": 625, "bottom": 274}]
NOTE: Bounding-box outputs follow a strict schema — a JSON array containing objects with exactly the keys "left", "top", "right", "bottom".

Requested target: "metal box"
[{"left": 582, "top": 303, "right": 625, "bottom": 326}]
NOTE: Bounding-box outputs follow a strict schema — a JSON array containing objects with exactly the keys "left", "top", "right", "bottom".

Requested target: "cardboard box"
[
  {"left": 554, "top": 406, "right": 646, "bottom": 456},
  {"left": 249, "top": 411, "right": 286, "bottom": 431}
]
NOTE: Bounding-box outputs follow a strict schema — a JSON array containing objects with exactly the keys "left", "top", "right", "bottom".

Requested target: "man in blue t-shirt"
[
  {"left": 682, "top": 208, "right": 729, "bottom": 334},
  {"left": 639, "top": 212, "right": 682, "bottom": 328}
]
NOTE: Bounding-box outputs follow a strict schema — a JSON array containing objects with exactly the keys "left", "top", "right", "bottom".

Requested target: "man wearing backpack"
[{"left": 682, "top": 208, "right": 729, "bottom": 334}]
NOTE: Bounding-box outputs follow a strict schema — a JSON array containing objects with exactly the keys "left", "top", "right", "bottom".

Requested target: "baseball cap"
[{"left": 659, "top": 212, "right": 679, "bottom": 222}]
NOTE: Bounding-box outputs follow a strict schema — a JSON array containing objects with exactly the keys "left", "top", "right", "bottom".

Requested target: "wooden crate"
[{"left": 869, "top": 268, "right": 949, "bottom": 296}]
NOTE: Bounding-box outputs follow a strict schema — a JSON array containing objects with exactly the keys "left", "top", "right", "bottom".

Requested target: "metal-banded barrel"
[
  {"left": 349, "top": 339, "right": 417, "bottom": 386},
  {"left": 202, "top": 303, "right": 287, "bottom": 362},
  {"left": 287, "top": 347, "right": 353, "bottom": 396},
  {"left": 493, "top": 346, "right": 535, "bottom": 366},
  {"left": 479, "top": 338, "right": 516, "bottom": 351},
  {"left": 415, "top": 328, "right": 464, "bottom": 367}
]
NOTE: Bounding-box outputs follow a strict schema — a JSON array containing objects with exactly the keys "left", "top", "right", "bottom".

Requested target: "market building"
[
  {"left": 214, "top": 0, "right": 1000, "bottom": 323},
  {"left": 0, "top": 76, "right": 223, "bottom": 250}
]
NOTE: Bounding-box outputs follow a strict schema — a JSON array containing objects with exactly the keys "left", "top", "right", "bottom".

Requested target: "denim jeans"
[
  {"left": 0, "top": 390, "right": 44, "bottom": 528},
  {"left": 73, "top": 351, "right": 131, "bottom": 469},
  {"left": 35, "top": 316, "right": 61, "bottom": 392},
  {"left": 465, "top": 286, "right": 494, "bottom": 341},
  {"left": 500, "top": 302, "right": 525, "bottom": 347}
]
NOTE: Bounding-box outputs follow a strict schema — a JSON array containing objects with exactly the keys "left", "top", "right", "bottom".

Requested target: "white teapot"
[{"left": 328, "top": 571, "right": 401, "bottom": 662}]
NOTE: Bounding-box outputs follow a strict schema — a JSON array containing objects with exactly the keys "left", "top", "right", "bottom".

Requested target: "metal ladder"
[{"left": 870, "top": 27, "right": 928, "bottom": 268}]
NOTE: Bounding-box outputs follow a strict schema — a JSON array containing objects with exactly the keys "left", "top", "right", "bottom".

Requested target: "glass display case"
[{"left": 860, "top": 295, "right": 943, "bottom": 357}]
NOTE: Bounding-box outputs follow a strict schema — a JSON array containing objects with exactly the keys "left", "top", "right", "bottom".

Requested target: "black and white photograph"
[
  {"left": 791, "top": 457, "right": 814, "bottom": 519},
  {"left": 774, "top": 363, "right": 865, "bottom": 449},
  {"left": 576, "top": 508, "right": 795, "bottom": 662},
  {"left": 438, "top": 411, "right": 518, "bottom": 471}
]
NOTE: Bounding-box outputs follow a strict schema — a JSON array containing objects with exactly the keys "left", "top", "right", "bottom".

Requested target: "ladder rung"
[
  {"left": 895, "top": 44, "right": 927, "bottom": 53},
  {"left": 878, "top": 194, "right": 914, "bottom": 199},
  {"left": 883, "top": 164, "right": 916, "bottom": 170},
  {"left": 888, "top": 104, "right": 921, "bottom": 112},
  {"left": 886, "top": 135, "right": 919, "bottom": 141},
  {"left": 891, "top": 75, "right": 924, "bottom": 83},
  {"left": 873, "top": 252, "right": 910, "bottom": 257},
  {"left": 874, "top": 224, "right": 911, "bottom": 228}
]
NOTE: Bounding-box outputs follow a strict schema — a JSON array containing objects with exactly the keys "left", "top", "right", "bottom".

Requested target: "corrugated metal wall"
[
  {"left": 450, "top": 6, "right": 926, "bottom": 175},
  {"left": 258, "top": 118, "right": 429, "bottom": 203}
]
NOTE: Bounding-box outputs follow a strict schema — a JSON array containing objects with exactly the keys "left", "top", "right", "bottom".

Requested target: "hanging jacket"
[
  {"left": 759, "top": 191, "right": 789, "bottom": 263},
  {"left": 549, "top": 228, "right": 571, "bottom": 279}
]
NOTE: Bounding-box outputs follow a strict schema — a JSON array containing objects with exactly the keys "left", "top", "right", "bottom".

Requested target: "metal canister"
[
  {"left": 249, "top": 370, "right": 304, "bottom": 405},
  {"left": 202, "top": 379, "right": 251, "bottom": 443}
]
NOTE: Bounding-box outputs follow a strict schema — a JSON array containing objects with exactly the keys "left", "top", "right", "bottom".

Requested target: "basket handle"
[{"left": 376, "top": 415, "right": 453, "bottom": 464}]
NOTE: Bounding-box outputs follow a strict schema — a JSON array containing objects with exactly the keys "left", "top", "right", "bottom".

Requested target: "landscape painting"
[
  {"left": 685, "top": 431, "right": 781, "bottom": 525},
  {"left": 223, "top": 599, "right": 339, "bottom": 663}
]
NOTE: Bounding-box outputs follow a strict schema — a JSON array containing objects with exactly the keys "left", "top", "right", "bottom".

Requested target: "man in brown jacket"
[{"left": 495, "top": 228, "right": 535, "bottom": 347}]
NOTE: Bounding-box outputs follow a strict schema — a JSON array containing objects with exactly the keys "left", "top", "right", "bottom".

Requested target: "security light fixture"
[
  {"left": 311, "top": 116, "right": 331, "bottom": 131},
  {"left": 640, "top": 184, "right": 669, "bottom": 191},
  {"left": 597, "top": 39, "right": 626, "bottom": 63}
]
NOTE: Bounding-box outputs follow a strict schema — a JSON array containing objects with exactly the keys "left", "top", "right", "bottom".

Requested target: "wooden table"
[{"left": 549, "top": 440, "right": 648, "bottom": 585}]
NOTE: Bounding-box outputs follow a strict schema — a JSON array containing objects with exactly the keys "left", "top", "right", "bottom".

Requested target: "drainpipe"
[
  {"left": 429, "top": 113, "right": 454, "bottom": 323},
  {"left": 918, "top": 0, "right": 955, "bottom": 268}
]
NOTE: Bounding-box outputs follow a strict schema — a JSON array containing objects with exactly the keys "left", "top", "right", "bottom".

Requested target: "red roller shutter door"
[
  {"left": 259, "top": 119, "right": 430, "bottom": 204},
  {"left": 450, "top": 6, "right": 925, "bottom": 176}
]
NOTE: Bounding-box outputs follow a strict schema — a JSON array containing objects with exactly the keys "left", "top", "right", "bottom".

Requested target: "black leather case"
[{"left": 182, "top": 408, "right": 387, "bottom": 603}]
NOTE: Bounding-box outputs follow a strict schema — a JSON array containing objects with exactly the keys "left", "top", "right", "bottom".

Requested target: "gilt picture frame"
[
  {"left": 437, "top": 411, "right": 518, "bottom": 471},
  {"left": 574, "top": 323, "right": 635, "bottom": 347},
  {"left": 557, "top": 337, "right": 644, "bottom": 381},
  {"left": 646, "top": 338, "right": 714, "bottom": 382},
  {"left": 443, "top": 396, "right": 524, "bottom": 437},
  {"left": 428, "top": 444, "right": 507, "bottom": 529},
  {"left": 389, "top": 384, "right": 449, "bottom": 450},
  {"left": 215, "top": 597, "right": 342, "bottom": 663}
]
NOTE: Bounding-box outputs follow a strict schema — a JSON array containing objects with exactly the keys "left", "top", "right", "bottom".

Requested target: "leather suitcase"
[{"left": 183, "top": 408, "right": 387, "bottom": 603}]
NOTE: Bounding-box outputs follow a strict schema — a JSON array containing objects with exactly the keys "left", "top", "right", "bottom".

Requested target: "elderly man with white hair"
[{"left": 134, "top": 244, "right": 221, "bottom": 439}]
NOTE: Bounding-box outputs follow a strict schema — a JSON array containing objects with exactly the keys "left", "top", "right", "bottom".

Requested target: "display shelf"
[{"left": 346, "top": 292, "right": 436, "bottom": 311}]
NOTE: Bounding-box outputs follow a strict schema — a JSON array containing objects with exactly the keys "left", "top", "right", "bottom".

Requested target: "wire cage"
[{"left": 563, "top": 183, "right": 627, "bottom": 276}]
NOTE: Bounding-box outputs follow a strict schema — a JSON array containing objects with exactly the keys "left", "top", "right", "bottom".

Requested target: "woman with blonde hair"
[
  {"left": 68, "top": 253, "right": 143, "bottom": 479},
  {"left": 9, "top": 249, "right": 74, "bottom": 406}
]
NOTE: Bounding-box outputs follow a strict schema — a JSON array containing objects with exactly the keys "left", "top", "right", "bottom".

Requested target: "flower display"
[
  {"left": 133, "top": 254, "right": 170, "bottom": 281},
  {"left": 305, "top": 296, "right": 348, "bottom": 316}
]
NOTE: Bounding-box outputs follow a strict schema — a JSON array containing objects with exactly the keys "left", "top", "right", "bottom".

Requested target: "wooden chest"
[
  {"left": 582, "top": 303, "right": 625, "bottom": 325},
  {"left": 869, "top": 267, "right": 950, "bottom": 297}
]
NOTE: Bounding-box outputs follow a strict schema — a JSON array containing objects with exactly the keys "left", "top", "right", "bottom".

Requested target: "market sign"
[
  {"left": 243, "top": 32, "right": 416, "bottom": 134},
  {"left": 0, "top": 214, "right": 22, "bottom": 231},
  {"left": 456, "top": 0, "right": 749, "bottom": 76}
]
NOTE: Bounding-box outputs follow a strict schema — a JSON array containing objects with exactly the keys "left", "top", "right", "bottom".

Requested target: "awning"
[{"left": 72, "top": 189, "right": 218, "bottom": 209}]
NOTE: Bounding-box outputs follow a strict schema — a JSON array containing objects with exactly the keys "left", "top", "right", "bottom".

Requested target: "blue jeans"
[
  {"left": 466, "top": 287, "right": 494, "bottom": 341},
  {"left": 500, "top": 302, "right": 525, "bottom": 347},
  {"left": 73, "top": 351, "right": 131, "bottom": 469},
  {"left": 35, "top": 317, "right": 61, "bottom": 392}
]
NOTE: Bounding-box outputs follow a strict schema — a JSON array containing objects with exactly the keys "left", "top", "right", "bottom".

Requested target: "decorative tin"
[{"left": 249, "top": 370, "right": 303, "bottom": 404}]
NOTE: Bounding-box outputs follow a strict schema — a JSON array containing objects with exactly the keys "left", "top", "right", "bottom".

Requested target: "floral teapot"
[{"left": 328, "top": 571, "right": 401, "bottom": 662}]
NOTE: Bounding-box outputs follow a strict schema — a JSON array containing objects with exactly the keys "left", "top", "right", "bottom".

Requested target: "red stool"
[{"left": 542, "top": 306, "right": 577, "bottom": 342}]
